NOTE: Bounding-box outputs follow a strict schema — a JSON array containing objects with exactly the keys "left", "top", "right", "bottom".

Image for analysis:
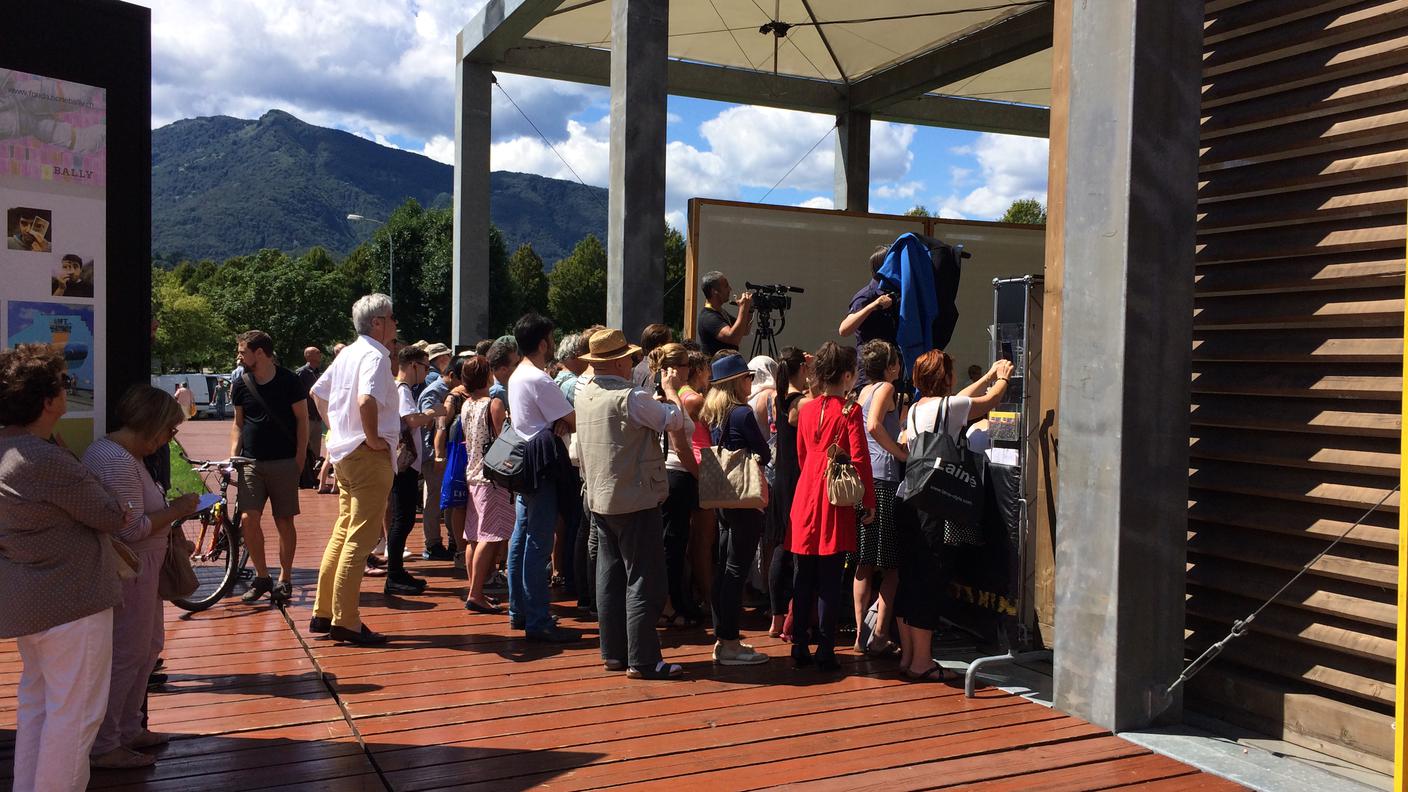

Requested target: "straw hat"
[{"left": 578, "top": 328, "right": 641, "bottom": 363}]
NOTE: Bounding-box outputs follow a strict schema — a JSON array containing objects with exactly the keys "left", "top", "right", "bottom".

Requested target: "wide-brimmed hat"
[
  {"left": 710, "top": 354, "right": 753, "bottom": 385},
  {"left": 579, "top": 328, "right": 641, "bottom": 363},
  {"left": 424, "top": 342, "right": 452, "bottom": 360}
]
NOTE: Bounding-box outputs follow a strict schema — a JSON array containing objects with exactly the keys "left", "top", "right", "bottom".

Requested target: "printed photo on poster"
[
  {"left": 51, "top": 253, "right": 94, "bottom": 298},
  {"left": 0, "top": 70, "right": 107, "bottom": 190},
  {"left": 6, "top": 300, "right": 95, "bottom": 411},
  {"left": 6, "top": 206, "right": 52, "bottom": 252}
]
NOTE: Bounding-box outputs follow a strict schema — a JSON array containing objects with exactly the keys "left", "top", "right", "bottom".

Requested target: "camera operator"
[
  {"left": 697, "top": 270, "right": 753, "bottom": 356},
  {"left": 837, "top": 245, "right": 899, "bottom": 386}
]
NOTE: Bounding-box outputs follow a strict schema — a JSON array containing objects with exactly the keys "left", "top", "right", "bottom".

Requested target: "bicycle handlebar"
[{"left": 187, "top": 456, "right": 255, "bottom": 472}]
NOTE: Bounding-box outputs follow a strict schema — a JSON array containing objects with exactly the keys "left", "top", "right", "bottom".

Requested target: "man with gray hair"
[
  {"left": 554, "top": 332, "right": 586, "bottom": 405},
  {"left": 307, "top": 293, "right": 400, "bottom": 645}
]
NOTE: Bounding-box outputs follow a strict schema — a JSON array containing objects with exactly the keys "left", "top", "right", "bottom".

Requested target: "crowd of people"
[{"left": 0, "top": 247, "right": 1014, "bottom": 789}]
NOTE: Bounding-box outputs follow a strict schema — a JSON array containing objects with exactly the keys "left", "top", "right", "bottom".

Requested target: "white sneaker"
[
  {"left": 91, "top": 747, "right": 156, "bottom": 769},
  {"left": 713, "top": 639, "right": 770, "bottom": 666}
]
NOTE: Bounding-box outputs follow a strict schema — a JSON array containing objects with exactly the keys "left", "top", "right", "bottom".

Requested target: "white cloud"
[
  {"left": 421, "top": 135, "right": 455, "bottom": 164},
  {"left": 796, "top": 196, "right": 834, "bottom": 209},
  {"left": 939, "top": 134, "right": 1048, "bottom": 220},
  {"left": 491, "top": 119, "right": 610, "bottom": 185},
  {"left": 872, "top": 181, "right": 923, "bottom": 201}
]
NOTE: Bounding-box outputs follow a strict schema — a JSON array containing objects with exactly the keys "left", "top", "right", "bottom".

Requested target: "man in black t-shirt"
[
  {"left": 696, "top": 270, "right": 753, "bottom": 356},
  {"left": 229, "top": 330, "right": 310, "bottom": 605}
]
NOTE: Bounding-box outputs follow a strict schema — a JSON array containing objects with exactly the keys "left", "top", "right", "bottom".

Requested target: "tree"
[
  {"left": 547, "top": 234, "right": 607, "bottom": 333},
  {"left": 152, "top": 270, "right": 231, "bottom": 372},
  {"left": 506, "top": 243, "right": 549, "bottom": 320},
  {"left": 664, "top": 225, "right": 687, "bottom": 333},
  {"left": 198, "top": 248, "right": 354, "bottom": 366},
  {"left": 904, "top": 205, "right": 932, "bottom": 217},
  {"left": 1000, "top": 198, "right": 1046, "bottom": 225}
]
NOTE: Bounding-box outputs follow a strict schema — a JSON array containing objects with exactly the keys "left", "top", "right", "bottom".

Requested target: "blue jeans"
[{"left": 508, "top": 484, "right": 558, "bottom": 633}]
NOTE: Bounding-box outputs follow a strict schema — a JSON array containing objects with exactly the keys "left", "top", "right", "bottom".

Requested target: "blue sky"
[{"left": 133, "top": 0, "right": 1048, "bottom": 229}]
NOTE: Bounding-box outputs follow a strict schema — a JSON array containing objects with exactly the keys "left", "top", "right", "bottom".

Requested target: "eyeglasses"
[{"left": 375, "top": 314, "right": 397, "bottom": 323}]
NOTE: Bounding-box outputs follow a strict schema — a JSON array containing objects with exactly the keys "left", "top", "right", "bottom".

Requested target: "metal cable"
[
  {"left": 1156, "top": 483, "right": 1400, "bottom": 711},
  {"left": 758, "top": 121, "right": 837, "bottom": 203}
]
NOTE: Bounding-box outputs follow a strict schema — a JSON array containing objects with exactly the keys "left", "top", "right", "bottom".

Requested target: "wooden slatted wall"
[{"left": 1188, "top": 0, "right": 1406, "bottom": 773}]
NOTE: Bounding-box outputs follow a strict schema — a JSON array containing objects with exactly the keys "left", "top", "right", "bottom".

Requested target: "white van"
[{"left": 150, "top": 373, "right": 224, "bottom": 419}]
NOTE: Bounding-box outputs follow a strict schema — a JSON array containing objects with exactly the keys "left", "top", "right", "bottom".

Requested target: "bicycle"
[{"left": 171, "top": 456, "right": 254, "bottom": 612}]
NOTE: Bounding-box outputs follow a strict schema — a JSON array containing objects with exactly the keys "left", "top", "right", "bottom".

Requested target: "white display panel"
[
  {"left": 689, "top": 199, "right": 1044, "bottom": 377},
  {"left": 0, "top": 70, "right": 106, "bottom": 453}
]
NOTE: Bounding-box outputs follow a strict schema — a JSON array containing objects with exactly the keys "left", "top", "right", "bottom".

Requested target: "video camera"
[{"left": 743, "top": 281, "right": 805, "bottom": 312}]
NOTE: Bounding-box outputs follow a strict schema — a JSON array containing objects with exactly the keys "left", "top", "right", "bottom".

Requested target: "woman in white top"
[{"left": 894, "top": 350, "right": 1013, "bottom": 682}]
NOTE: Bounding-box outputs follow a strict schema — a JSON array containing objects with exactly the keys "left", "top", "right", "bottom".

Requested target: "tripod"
[{"left": 750, "top": 308, "right": 784, "bottom": 360}]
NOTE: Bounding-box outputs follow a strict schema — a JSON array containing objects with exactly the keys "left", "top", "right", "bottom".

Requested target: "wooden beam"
[
  {"left": 847, "top": 3, "right": 1054, "bottom": 111},
  {"left": 494, "top": 38, "right": 1051, "bottom": 138},
  {"left": 1032, "top": 0, "right": 1070, "bottom": 647}
]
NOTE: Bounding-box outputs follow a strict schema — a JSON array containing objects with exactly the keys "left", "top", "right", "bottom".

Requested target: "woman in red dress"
[{"left": 788, "top": 342, "right": 875, "bottom": 670}]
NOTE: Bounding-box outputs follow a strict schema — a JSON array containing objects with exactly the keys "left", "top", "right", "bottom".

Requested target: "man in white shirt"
[
  {"left": 506, "top": 313, "right": 578, "bottom": 642},
  {"left": 307, "top": 293, "right": 400, "bottom": 646}
]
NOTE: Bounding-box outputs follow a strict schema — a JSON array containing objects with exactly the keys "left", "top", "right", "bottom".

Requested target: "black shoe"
[
  {"left": 421, "top": 543, "right": 455, "bottom": 561},
  {"left": 464, "top": 599, "right": 500, "bottom": 615},
  {"left": 510, "top": 614, "right": 559, "bottom": 630},
  {"left": 308, "top": 616, "right": 332, "bottom": 634},
  {"left": 815, "top": 654, "right": 842, "bottom": 672},
  {"left": 791, "top": 648, "right": 814, "bottom": 669},
  {"left": 147, "top": 671, "right": 168, "bottom": 687},
  {"left": 526, "top": 626, "right": 581, "bottom": 644},
  {"left": 329, "top": 624, "right": 388, "bottom": 645},
  {"left": 385, "top": 578, "right": 426, "bottom": 596},
  {"left": 270, "top": 580, "right": 293, "bottom": 605},
  {"left": 241, "top": 576, "right": 273, "bottom": 603}
]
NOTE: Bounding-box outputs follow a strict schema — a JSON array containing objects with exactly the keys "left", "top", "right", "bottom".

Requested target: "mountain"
[{"left": 152, "top": 109, "right": 607, "bottom": 264}]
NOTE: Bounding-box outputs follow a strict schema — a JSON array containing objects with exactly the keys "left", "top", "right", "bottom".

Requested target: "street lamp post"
[{"left": 347, "top": 214, "right": 392, "bottom": 308}]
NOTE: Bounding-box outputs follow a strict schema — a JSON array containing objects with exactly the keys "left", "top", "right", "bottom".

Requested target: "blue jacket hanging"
[{"left": 875, "top": 233, "right": 962, "bottom": 377}]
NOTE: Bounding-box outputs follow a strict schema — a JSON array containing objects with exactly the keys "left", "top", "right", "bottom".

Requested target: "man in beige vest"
[{"left": 576, "top": 328, "right": 691, "bottom": 679}]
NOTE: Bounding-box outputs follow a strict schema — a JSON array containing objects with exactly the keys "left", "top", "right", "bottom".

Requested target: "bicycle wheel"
[{"left": 172, "top": 514, "right": 243, "bottom": 612}]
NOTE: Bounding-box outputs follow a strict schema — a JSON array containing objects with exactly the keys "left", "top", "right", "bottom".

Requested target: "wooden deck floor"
[{"left": 0, "top": 419, "right": 1244, "bottom": 790}]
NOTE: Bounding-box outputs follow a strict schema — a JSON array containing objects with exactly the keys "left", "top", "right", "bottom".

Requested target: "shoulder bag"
[
  {"left": 697, "top": 408, "right": 768, "bottom": 510},
  {"left": 394, "top": 383, "right": 417, "bottom": 474},
  {"left": 240, "top": 372, "right": 298, "bottom": 446},
  {"left": 482, "top": 418, "right": 535, "bottom": 493},
  {"left": 825, "top": 396, "right": 866, "bottom": 507},
  {"left": 159, "top": 524, "right": 199, "bottom": 600},
  {"left": 107, "top": 535, "right": 141, "bottom": 581},
  {"left": 902, "top": 397, "right": 986, "bottom": 529}
]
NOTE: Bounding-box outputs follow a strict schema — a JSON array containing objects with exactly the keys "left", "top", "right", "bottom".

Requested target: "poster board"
[
  {"left": 1, "top": 0, "right": 151, "bottom": 454},
  {"left": 687, "top": 199, "right": 1045, "bottom": 377},
  {"left": 0, "top": 72, "right": 107, "bottom": 452}
]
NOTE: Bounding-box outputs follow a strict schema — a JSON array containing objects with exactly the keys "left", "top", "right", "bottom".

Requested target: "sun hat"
[
  {"left": 424, "top": 342, "right": 452, "bottom": 360},
  {"left": 710, "top": 354, "right": 753, "bottom": 385},
  {"left": 579, "top": 328, "right": 641, "bottom": 363}
]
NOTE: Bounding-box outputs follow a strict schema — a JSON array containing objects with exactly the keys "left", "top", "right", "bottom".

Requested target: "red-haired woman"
[{"left": 895, "top": 350, "right": 1012, "bottom": 682}]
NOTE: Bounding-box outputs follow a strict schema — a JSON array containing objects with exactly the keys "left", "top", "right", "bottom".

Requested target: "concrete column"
[
  {"left": 833, "top": 109, "right": 870, "bottom": 212},
  {"left": 1053, "top": 0, "right": 1201, "bottom": 731},
  {"left": 606, "top": 0, "right": 668, "bottom": 340},
  {"left": 453, "top": 60, "right": 492, "bottom": 347}
]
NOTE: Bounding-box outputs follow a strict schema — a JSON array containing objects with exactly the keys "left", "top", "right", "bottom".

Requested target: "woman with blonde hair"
[
  {"left": 701, "top": 355, "right": 772, "bottom": 665},
  {"left": 83, "top": 385, "right": 201, "bottom": 769},
  {"left": 651, "top": 343, "right": 707, "bottom": 626}
]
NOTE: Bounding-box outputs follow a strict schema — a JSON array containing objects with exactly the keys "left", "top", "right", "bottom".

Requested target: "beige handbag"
[
  {"left": 159, "top": 526, "right": 199, "bottom": 600},
  {"left": 824, "top": 398, "right": 866, "bottom": 507},
  {"left": 697, "top": 444, "right": 768, "bottom": 510},
  {"left": 107, "top": 535, "right": 141, "bottom": 581}
]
